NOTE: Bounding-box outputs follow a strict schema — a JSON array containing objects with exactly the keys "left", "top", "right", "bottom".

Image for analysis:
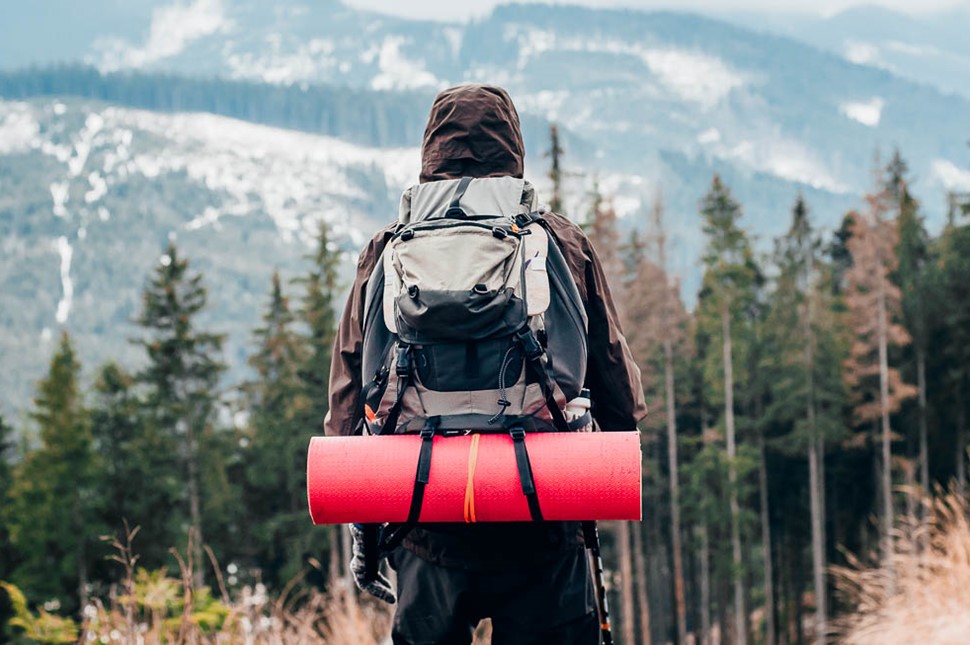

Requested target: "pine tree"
[
  {"left": 843, "top": 185, "right": 916, "bottom": 565},
  {"left": 135, "top": 243, "right": 226, "bottom": 587},
  {"left": 547, "top": 125, "right": 564, "bottom": 214},
  {"left": 7, "top": 333, "right": 103, "bottom": 612},
  {"left": 294, "top": 222, "right": 343, "bottom": 587},
  {"left": 297, "top": 222, "right": 340, "bottom": 436},
  {"left": 936, "top": 214, "right": 970, "bottom": 493},
  {"left": 244, "top": 271, "right": 324, "bottom": 587},
  {"left": 90, "top": 362, "right": 177, "bottom": 569},
  {"left": 625, "top": 193, "right": 689, "bottom": 645},
  {"left": 762, "top": 196, "right": 848, "bottom": 644},
  {"left": 696, "top": 175, "right": 762, "bottom": 644},
  {"left": 888, "top": 153, "right": 931, "bottom": 502},
  {"left": 585, "top": 181, "right": 623, "bottom": 292},
  {"left": 0, "top": 414, "right": 16, "bottom": 582}
]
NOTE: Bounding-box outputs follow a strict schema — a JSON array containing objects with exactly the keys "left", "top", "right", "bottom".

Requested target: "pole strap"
[{"left": 510, "top": 426, "right": 543, "bottom": 521}]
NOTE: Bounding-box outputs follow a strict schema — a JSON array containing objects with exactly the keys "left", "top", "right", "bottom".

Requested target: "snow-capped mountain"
[{"left": 3, "top": 0, "right": 970, "bottom": 416}]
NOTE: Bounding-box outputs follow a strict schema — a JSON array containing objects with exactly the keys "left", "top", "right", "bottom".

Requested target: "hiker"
[{"left": 324, "top": 84, "right": 647, "bottom": 645}]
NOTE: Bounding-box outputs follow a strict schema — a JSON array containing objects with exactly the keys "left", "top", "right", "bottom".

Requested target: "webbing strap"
[
  {"left": 379, "top": 344, "right": 412, "bottom": 435},
  {"left": 516, "top": 328, "right": 571, "bottom": 434},
  {"left": 510, "top": 427, "right": 543, "bottom": 521},
  {"left": 445, "top": 177, "right": 474, "bottom": 218},
  {"left": 354, "top": 368, "right": 388, "bottom": 435},
  {"left": 463, "top": 433, "right": 481, "bottom": 523},
  {"left": 406, "top": 418, "right": 439, "bottom": 524},
  {"left": 379, "top": 417, "right": 440, "bottom": 553}
]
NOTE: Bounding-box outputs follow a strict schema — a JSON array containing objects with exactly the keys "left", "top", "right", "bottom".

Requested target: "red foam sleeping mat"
[{"left": 307, "top": 431, "right": 641, "bottom": 524}]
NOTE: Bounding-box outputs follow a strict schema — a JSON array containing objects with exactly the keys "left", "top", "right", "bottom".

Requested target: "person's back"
[{"left": 325, "top": 84, "right": 647, "bottom": 645}]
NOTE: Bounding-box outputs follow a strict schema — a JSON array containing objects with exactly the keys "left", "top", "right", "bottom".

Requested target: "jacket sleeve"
[
  {"left": 543, "top": 213, "right": 648, "bottom": 431},
  {"left": 323, "top": 229, "right": 390, "bottom": 437}
]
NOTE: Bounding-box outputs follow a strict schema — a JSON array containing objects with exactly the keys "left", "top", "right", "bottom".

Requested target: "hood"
[{"left": 420, "top": 84, "right": 525, "bottom": 184}]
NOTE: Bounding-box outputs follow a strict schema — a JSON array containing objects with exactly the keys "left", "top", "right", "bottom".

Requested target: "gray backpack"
[{"left": 357, "top": 176, "right": 590, "bottom": 523}]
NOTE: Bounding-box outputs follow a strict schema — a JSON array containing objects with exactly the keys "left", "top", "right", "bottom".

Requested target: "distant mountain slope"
[
  {"left": 722, "top": 5, "right": 970, "bottom": 100},
  {"left": 0, "top": 97, "right": 419, "bottom": 416},
  {"left": 4, "top": 1, "right": 970, "bottom": 417}
]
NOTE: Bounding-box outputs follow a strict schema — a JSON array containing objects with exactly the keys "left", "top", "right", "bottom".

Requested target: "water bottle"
[{"left": 564, "top": 388, "right": 592, "bottom": 432}]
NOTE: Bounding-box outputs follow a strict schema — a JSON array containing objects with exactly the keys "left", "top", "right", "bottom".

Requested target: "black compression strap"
[
  {"left": 362, "top": 524, "right": 381, "bottom": 579},
  {"left": 381, "top": 418, "right": 440, "bottom": 553},
  {"left": 510, "top": 426, "right": 543, "bottom": 521},
  {"left": 405, "top": 421, "right": 437, "bottom": 524},
  {"left": 354, "top": 367, "right": 388, "bottom": 435},
  {"left": 379, "top": 345, "right": 412, "bottom": 435},
  {"left": 517, "top": 328, "right": 572, "bottom": 434}
]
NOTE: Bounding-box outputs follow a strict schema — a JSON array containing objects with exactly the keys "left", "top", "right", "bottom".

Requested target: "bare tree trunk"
[
  {"left": 633, "top": 521, "right": 652, "bottom": 644},
  {"left": 722, "top": 304, "right": 747, "bottom": 644},
  {"left": 186, "top": 420, "right": 204, "bottom": 589},
  {"left": 618, "top": 522, "right": 636, "bottom": 645},
  {"left": 758, "top": 434, "right": 775, "bottom": 645},
  {"left": 809, "top": 437, "right": 825, "bottom": 645},
  {"left": 665, "top": 339, "right": 688, "bottom": 645},
  {"left": 701, "top": 523, "right": 712, "bottom": 645},
  {"left": 74, "top": 493, "right": 88, "bottom": 610},
  {"left": 329, "top": 525, "right": 342, "bottom": 584},
  {"left": 804, "top": 275, "right": 826, "bottom": 645},
  {"left": 917, "top": 350, "right": 928, "bottom": 497},
  {"left": 958, "top": 402, "right": 967, "bottom": 498},
  {"left": 654, "top": 197, "right": 686, "bottom": 645},
  {"left": 341, "top": 525, "right": 358, "bottom": 607},
  {"left": 876, "top": 271, "right": 894, "bottom": 571}
]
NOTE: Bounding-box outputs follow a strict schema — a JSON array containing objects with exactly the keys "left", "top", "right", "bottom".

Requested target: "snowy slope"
[{"left": 0, "top": 98, "right": 419, "bottom": 415}]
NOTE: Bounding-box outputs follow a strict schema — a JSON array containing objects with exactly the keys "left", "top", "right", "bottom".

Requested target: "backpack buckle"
[
  {"left": 420, "top": 416, "right": 440, "bottom": 439},
  {"left": 445, "top": 206, "right": 467, "bottom": 219},
  {"left": 396, "top": 344, "right": 412, "bottom": 377},
  {"left": 509, "top": 426, "right": 526, "bottom": 441},
  {"left": 515, "top": 328, "right": 544, "bottom": 361}
]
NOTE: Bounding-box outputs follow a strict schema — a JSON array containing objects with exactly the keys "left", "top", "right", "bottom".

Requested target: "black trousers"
[{"left": 389, "top": 545, "right": 600, "bottom": 645}]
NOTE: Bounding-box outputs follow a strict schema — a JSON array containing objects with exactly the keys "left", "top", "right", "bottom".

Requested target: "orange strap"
[{"left": 463, "top": 434, "right": 481, "bottom": 523}]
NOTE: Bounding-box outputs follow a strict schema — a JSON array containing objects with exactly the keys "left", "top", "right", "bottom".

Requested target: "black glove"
[{"left": 349, "top": 523, "right": 396, "bottom": 604}]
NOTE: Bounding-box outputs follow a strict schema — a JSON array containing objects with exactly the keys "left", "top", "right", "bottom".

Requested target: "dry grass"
[
  {"left": 3, "top": 524, "right": 498, "bottom": 644},
  {"left": 833, "top": 489, "right": 970, "bottom": 644}
]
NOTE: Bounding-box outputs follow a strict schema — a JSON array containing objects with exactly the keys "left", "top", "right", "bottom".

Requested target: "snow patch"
[
  {"left": 504, "top": 27, "right": 744, "bottom": 109},
  {"left": 840, "top": 98, "right": 884, "bottom": 127},
  {"left": 720, "top": 137, "right": 846, "bottom": 193},
  {"left": 94, "top": 0, "right": 229, "bottom": 71},
  {"left": 51, "top": 182, "right": 70, "bottom": 218},
  {"left": 369, "top": 36, "right": 441, "bottom": 91},
  {"left": 931, "top": 159, "right": 970, "bottom": 191},
  {"left": 845, "top": 40, "right": 880, "bottom": 65},
  {"left": 516, "top": 91, "right": 570, "bottom": 121},
  {"left": 697, "top": 128, "right": 721, "bottom": 145},
  {"left": 225, "top": 38, "right": 339, "bottom": 85},
  {"left": 54, "top": 236, "right": 74, "bottom": 325},
  {"left": 641, "top": 49, "right": 744, "bottom": 109},
  {"left": 442, "top": 27, "right": 463, "bottom": 58},
  {"left": 110, "top": 108, "right": 419, "bottom": 242},
  {"left": 0, "top": 105, "right": 39, "bottom": 154},
  {"left": 85, "top": 171, "right": 108, "bottom": 203}
]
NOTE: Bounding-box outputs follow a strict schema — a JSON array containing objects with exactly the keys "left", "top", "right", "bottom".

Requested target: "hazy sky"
[{"left": 343, "top": 0, "right": 970, "bottom": 22}]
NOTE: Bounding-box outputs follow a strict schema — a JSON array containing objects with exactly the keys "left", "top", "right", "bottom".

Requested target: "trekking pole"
[{"left": 583, "top": 520, "right": 614, "bottom": 645}]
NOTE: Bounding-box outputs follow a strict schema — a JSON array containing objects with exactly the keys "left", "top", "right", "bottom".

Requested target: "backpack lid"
[{"left": 399, "top": 177, "right": 537, "bottom": 224}]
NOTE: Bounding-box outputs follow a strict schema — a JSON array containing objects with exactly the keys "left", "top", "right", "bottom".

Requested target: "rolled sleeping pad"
[{"left": 307, "top": 431, "right": 641, "bottom": 524}]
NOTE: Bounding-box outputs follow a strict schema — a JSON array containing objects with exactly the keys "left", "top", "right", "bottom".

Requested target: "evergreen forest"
[{"left": 3, "top": 128, "right": 970, "bottom": 644}]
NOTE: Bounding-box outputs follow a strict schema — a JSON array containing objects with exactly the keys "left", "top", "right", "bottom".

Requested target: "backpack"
[{"left": 356, "top": 176, "right": 590, "bottom": 524}]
